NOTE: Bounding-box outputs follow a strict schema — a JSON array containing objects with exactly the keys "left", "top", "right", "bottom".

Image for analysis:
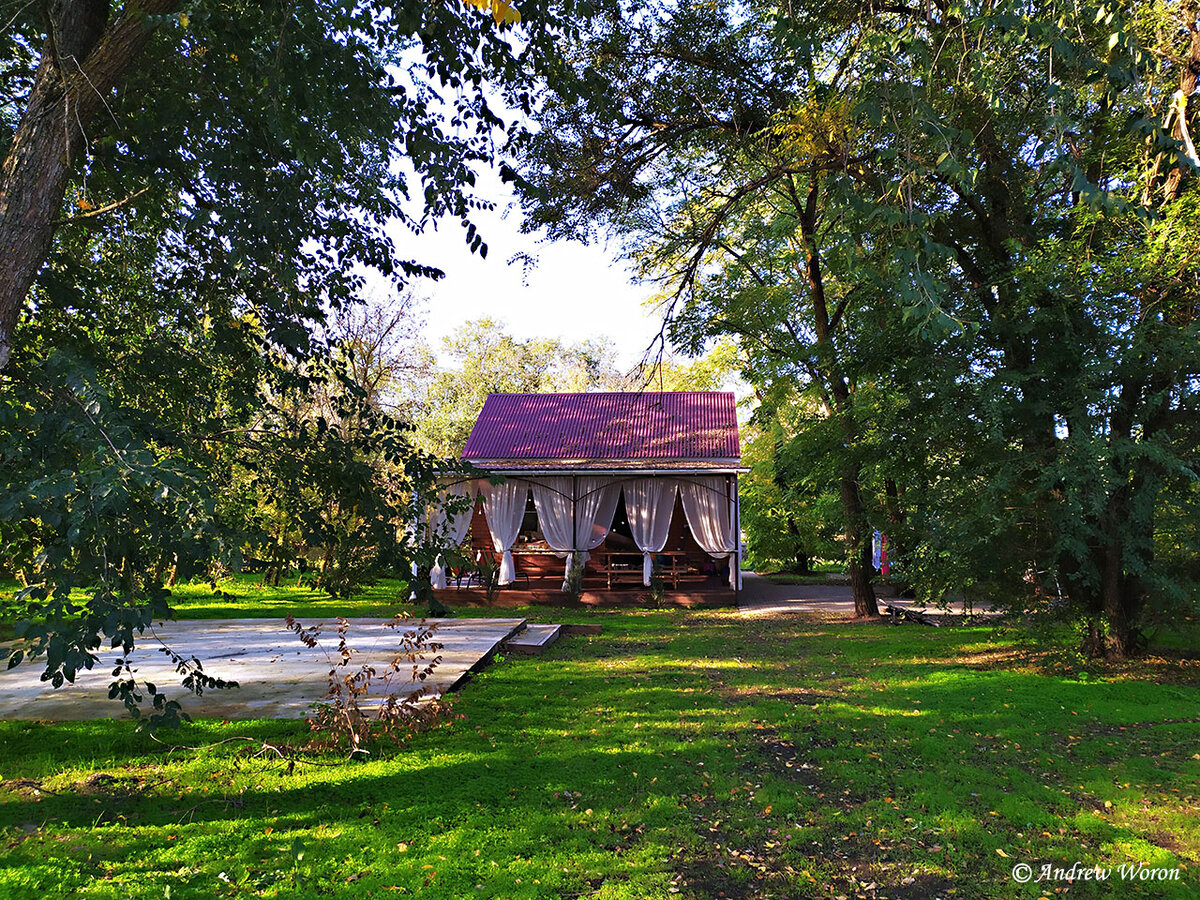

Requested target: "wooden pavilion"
[{"left": 427, "top": 391, "right": 745, "bottom": 605}]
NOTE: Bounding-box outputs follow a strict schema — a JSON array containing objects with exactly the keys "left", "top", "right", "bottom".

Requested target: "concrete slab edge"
[{"left": 443, "top": 618, "right": 528, "bottom": 693}]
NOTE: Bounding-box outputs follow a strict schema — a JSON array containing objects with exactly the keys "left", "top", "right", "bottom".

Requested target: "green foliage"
[
  {"left": 637, "top": 336, "right": 742, "bottom": 392},
  {"left": 740, "top": 412, "right": 839, "bottom": 574},
  {"left": 474, "top": 553, "right": 503, "bottom": 605},
  {"left": 0, "top": 331, "right": 467, "bottom": 721},
  {"left": 409, "top": 318, "right": 628, "bottom": 455},
  {"left": 223, "top": 354, "right": 456, "bottom": 601},
  {"left": 0, "top": 341, "right": 237, "bottom": 723},
  {"left": 863, "top": 2, "right": 1200, "bottom": 646}
]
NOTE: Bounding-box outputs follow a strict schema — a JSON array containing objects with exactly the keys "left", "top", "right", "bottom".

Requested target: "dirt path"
[
  {"left": 738, "top": 573, "right": 995, "bottom": 618},
  {"left": 737, "top": 573, "right": 859, "bottom": 615}
]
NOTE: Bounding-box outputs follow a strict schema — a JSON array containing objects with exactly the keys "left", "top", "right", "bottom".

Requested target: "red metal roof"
[{"left": 462, "top": 392, "right": 740, "bottom": 462}]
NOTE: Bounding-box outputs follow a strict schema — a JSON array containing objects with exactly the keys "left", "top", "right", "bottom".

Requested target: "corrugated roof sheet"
[{"left": 463, "top": 392, "right": 740, "bottom": 462}]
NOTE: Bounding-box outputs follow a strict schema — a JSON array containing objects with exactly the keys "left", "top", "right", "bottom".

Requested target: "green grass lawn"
[
  {"left": 760, "top": 573, "right": 851, "bottom": 586},
  {"left": 1, "top": 597, "right": 1197, "bottom": 898},
  {"left": 166, "top": 575, "right": 434, "bottom": 621},
  {"left": 0, "top": 575, "right": 527, "bottom": 631}
]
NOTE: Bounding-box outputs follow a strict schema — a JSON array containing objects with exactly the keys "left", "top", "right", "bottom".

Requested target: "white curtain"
[
  {"left": 573, "top": 476, "right": 621, "bottom": 572},
  {"left": 624, "top": 478, "right": 678, "bottom": 586},
  {"left": 530, "top": 476, "right": 575, "bottom": 588},
  {"left": 481, "top": 480, "right": 529, "bottom": 585},
  {"left": 427, "top": 481, "right": 478, "bottom": 589},
  {"left": 680, "top": 476, "right": 739, "bottom": 588}
]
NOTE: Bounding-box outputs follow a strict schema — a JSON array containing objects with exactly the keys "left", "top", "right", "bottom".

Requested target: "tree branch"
[{"left": 53, "top": 185, "right": 151, "bottom": 224}]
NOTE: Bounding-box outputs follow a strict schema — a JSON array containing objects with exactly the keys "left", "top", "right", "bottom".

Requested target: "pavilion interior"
[{"left": 453, "top": 489, "right": 734, "bottom": 592}]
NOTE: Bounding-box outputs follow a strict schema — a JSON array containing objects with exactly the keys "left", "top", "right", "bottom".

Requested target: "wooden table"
[{"left": 591, "top": 550, "right": 691, "bottom": 589}]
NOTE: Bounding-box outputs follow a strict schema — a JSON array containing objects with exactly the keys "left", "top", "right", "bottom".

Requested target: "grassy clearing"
[
  {"left": 1, "top": 607, "right": 1198, "bottom": 899},
  {"left": 759, "top": 573, "right": 850, "bottom": 586},
  {"left": 0, "top": 575, "right": 528, "bottom": 628},
  {"left": 167, "top": 575, "right": 429, "bottom": 621}
]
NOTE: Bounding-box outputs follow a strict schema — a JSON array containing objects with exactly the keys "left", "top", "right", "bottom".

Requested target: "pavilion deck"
[{"left": 436, "top": 582, "right": 736, "bottom": 609}]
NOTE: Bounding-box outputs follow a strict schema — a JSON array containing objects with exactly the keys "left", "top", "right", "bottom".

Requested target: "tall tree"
[
  {"left": 517, "top": 0, "right": 1200, "bottom": 642},
  {"left": 739, "top": 400, "right": 840, "bottom": 575},
  {"left": 860, "top": 0, "right": 1200, "bottom": 654},
  {"left": 517, "top": 0, "right": 893, "bottom": 615},
  {"left": 0, "top": 0, "right": 588, "bottom": 717},
  {"left": 325, "top": 290, "right": 431, "bottom": 414}
]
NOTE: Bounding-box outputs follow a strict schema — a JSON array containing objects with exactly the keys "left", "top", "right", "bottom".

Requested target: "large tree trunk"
[
  {"left": 1100, "top": 546, "right": 1139, "bottom": 658},
  {"left": 0, "top": 0, "right": 178, "bottom": 371},
  {"left": 842, "top": 465, "right": 879, "bottom": 617},
  {"left": 785, "top": 517, "right": 812, "bottom": 574},
  {"left": 1093, "top": 505, "right": 1154, "bottom": 659}
]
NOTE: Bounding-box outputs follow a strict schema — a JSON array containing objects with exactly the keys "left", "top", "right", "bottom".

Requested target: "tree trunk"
[
  {"left": 1088, "top": 10, "right": 1200, "bottom": 654},
  {"left": 317, "top": 544, "right": 335, "bottom": 590},
  {"left": 1100, "top": 545, "right": 1136, "bottom": 658},
  {"left": 1082, "top": 618, "right": 1106, "bottom": 658},
  {"left": 1160, "top": 14, "right": 1199, "bottom": 207},
  {"left": 786, "top": 517, "right": 812, "bottom": 574},
  {"left": 794, "top": 172, "right": 878, "bottom": 618},
  {"left": 841, "top": 465, "right": 880, "bottom": 617},
  {"left": 794, "top": 550, "right": 811, "bottom": 575},
  {"left": 0, "top": 0, "right": 178, "bottom": 371},
  {"left": 1073, "top": 356, "right": 1168, "bottom": 659},
  {"left": 1092, "top": 524, "right": 1151, "bottom": 660}
]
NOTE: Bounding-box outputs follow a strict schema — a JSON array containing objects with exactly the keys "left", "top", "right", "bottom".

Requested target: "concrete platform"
[
  {"left": 0, "top": 617, "right": 525, "bottom": 721},
  {"left": 503, "top": 623, "right": 562, "bottom": 655}
]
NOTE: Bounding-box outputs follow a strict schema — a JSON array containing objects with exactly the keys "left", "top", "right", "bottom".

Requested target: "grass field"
[
  {"left": 167, "top": 575, "right": 437, "bottom": 621},
  {"left": 0, "top": 575, "right": 517, "bottom": 634},
  {"left": 759, "top": 573, "right": 851, "bottom": 586},
  {"left": 0, "top": 581, "right": 1197, "bottom": 899}
]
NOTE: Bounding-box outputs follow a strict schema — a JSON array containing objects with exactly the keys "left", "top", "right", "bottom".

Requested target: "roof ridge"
[{"left": 479, "top": 390, "right": 734, "bottom": 397}]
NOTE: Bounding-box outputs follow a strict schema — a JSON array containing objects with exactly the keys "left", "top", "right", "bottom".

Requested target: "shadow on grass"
[{"left": 0, "top": 610, "right": 1197, "bottom": 899}]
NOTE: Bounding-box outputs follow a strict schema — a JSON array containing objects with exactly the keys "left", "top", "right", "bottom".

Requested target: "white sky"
[{"left": 388, "top": 172, "right": 668, "bottom": 367}]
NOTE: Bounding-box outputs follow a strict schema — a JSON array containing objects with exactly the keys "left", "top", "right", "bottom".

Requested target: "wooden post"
[
  {"left": 572, "top": 474, "right": 578, "bottom": 588},
  {"left": 731, "top": 474, "right": 741, "bottom": 599}
]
